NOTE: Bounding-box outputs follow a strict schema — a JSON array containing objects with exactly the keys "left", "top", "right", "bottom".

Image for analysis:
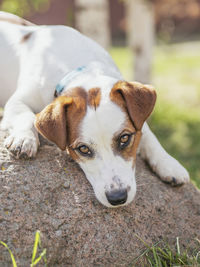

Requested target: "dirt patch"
[{"left": 0, "top": 128, "right": 199, "bottom": 266}]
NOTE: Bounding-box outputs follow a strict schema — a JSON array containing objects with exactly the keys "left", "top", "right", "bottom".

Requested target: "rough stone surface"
[{"left": 0, "top": 125, "right": 200, "bottom": 266}]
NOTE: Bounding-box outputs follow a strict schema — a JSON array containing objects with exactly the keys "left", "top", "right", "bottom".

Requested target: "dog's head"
[{"left": 35, "top": 81, "right": 156, "bottom": 207}]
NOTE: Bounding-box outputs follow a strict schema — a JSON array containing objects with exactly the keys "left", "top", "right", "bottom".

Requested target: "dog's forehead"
[{"left": 80, "top": 97, "right": 126, "bottom": 143}]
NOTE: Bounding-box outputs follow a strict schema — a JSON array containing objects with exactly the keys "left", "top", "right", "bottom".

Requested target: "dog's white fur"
[
  {"left": 79, "top": 98, "right": 136, "bottom": 207},
  {"left": 0, "top": 12, "right": 189, "bottom": 207}
]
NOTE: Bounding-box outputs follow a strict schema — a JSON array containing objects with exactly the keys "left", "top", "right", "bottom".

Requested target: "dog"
[{"left": 0, "top": 12, "right": 189, "bottom": 207}]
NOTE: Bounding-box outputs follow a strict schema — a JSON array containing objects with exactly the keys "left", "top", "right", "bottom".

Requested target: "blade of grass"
[
  {"left": 176, "top": 237, "right": 180, "bottom": 255},
  {"left": 0, "top": 241, "right": 17, "bottom": 267},
  {"left": 31, "top": 230, "right": 41, "bottom": 263},
  {"left": 195, "top": 251, "right": 200, "bottom": 262},
  {"left": 133, "top": 235, "right": 161, "bottom": 263},
  {"left": 31, "top": 248, "right": 46, "bottom": 267},
  {"left": 146, "top": 253, "right": 154, "bottom": 267},
  {"left": 166, "top": 243, "right": 173, "bottom": 264},
  {"left": 157, "top": 247, "right": 170, "bottom": 259},
  {"left": 134, "top": 234, "right": 162, "bottom": 250},
  {"left": 152, "top": 246, "right": 159, "bottom": 266},
  {"left": 133, "top": 247, "right": 152, "bottom": 263}
]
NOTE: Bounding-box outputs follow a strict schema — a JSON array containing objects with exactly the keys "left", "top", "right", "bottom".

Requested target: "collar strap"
[{"left": 54, "top": 66, "right": 86, "bottom": 97}]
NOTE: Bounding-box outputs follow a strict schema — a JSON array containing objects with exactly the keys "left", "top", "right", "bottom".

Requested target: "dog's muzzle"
[{"left": 105, "top": 189, "right": 127, "bottom": 206}]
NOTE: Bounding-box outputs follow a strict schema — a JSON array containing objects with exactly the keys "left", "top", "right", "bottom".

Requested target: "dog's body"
[{"left": 0, "top": 12, "right": 189, "bottom": 207}]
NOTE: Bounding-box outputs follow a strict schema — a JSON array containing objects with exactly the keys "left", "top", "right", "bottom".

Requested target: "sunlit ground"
[{"left": 110, "top": 42, "right": 200, "bottom": 188}]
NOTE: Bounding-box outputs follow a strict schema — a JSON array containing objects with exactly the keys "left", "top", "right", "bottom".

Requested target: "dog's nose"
[{"left": 105, "top": 189, "right": 127, "bottom": 206}]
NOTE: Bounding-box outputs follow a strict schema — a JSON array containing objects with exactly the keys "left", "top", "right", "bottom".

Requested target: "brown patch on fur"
[
  {"left": 117, "top": 131, "right": 142, "bottom": 162},
  {"left": 21, "top": 32, "right": 33, "bottom": 43},
  {"left": 35, "top": 87, "right": 87, "bottom": 161},
  {"left": 132, "top": 131, "right": 142, "bottom": 163},
  {"left": 110, "top": 81, "right": 156, "bottom": 130},
  {"left": 110, "top": 81, "right": 156, "bottom": 163},
  {"left": 0, "top": 13, "right": 35, "bottom": 26},
  {"left": 116, "top": 130, "right": 142, "bottom": 168},
  {"left": 64, "top": 87, "right": 88, "bottom": 161},
  {"left": 88, "top": 88, "right": 101, "bottom": 109},
  {"left": 112, "top": 116, "right": 141, "bottom": 162},
  {"left": 35, "top": 96, "right": 73, "bottom": 150}
]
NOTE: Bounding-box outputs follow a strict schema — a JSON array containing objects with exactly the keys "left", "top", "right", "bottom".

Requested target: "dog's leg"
[
  {"left": 138, "top": 122, "right": 190, "bottom": 185},
  {"left": 1, "top": 95, "right": 39, "bottom": 158}
]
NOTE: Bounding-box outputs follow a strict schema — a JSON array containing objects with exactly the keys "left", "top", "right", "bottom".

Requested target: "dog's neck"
[{"left": 55, "top": 61, "right": 123, "bottom": 97}]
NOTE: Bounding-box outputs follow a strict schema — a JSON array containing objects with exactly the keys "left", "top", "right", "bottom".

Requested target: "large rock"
[{"left": 0, "top": 125, "right": 200, "bottom": 266}]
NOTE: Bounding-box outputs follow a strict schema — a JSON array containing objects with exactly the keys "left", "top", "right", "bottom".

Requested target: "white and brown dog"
[{"left": 0, "top": 12, "right": 189, "bottom": 207}]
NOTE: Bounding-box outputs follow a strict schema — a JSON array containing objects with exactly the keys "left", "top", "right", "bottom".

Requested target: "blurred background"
[{"left": 1, "top": 0, "right": 200, "bottom": 187}]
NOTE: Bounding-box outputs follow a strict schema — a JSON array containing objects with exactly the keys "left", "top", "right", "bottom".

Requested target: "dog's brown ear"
[
  {"left": 34, "top": 96, "right": 73, "bottom": 150},
  {"left": 110, "top": 81, "right": 156, "bottom": 130}
]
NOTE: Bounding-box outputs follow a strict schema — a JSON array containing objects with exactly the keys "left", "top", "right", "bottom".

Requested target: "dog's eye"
[
  {"left": 119, "top": 134, "right": 133, "bottom": 149},
  {"left": 120, "top": 134, "right": 129, "bottom": 143},
  {"left": 77, "top": 145, "right": 93, "bottom": 157}
]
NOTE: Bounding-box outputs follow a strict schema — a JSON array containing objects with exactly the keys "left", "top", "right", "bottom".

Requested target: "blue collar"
[{"left": 54, "top": 66, "right": 86, "bottom": 97}]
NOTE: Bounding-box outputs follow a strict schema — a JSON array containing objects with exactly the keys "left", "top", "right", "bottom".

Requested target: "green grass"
[
  {"left": 110, "top": 42, "right": 200, "bottom": 188},
  {"left": 133, "top": 236, "right": 200, "bottom": 267},
  {"left": 0, "top": 231, "right": 47, "bottom": 267}
]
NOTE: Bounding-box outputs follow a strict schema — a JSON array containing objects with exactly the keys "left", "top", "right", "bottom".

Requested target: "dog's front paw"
[
  {"left": 4, "top": 131, "right": 39, "bottom": 159},
  {"left": 152, "top": 154, "right": 190, "bottom": 186}
]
